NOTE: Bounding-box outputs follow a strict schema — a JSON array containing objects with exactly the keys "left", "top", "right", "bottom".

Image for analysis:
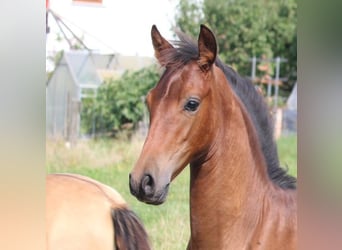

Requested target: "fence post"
[
  {"left": 274, "top": 57, "right": 280, "bottom": 110},
  {"left": 274, "top": 108, "right": 283, "bottom": 139}
]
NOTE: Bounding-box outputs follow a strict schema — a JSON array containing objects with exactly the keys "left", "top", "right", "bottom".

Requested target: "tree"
[{"left": 174, "top": 0, "right": 297, "bottom": 94}]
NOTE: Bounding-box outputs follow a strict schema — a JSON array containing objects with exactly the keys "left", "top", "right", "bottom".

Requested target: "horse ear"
[
  {"left": 151, "top": 25, "right": 173, "bottom": 63},
  {"left": 198, "top": 24, "right": 217, "bottom": 71}
]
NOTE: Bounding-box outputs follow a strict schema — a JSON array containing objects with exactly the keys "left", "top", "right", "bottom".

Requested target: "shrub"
[{"left": 81, "top": 65, "right": 159, "bottom": 136}]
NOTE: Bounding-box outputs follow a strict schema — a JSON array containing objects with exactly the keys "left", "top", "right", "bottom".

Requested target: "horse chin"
[
  {"left": 143, "top": 197, "right": 166, "bottom": 205},
  {"left": 138, "top": 185, "right": 169, "bottom": 206}
]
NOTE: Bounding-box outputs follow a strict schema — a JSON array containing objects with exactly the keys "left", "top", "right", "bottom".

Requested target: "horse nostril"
[{"left": 141, "top": 174, "right": 154, "bottom": 196}]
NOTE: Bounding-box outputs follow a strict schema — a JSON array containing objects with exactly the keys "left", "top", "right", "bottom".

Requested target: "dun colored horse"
[
  {"left": 46, "top": 173, "right": 150, "bottom": 250},
  {"left": 129, "top": 25, "right": 297, "bottom": 249}
]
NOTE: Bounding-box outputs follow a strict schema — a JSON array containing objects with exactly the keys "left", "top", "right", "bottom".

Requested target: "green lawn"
[
  {"left": 47, "top": 134, "right": 296, "bottom": 250},
  {"left": 277, "top": 135, "right": 297, "bottom": 177}
]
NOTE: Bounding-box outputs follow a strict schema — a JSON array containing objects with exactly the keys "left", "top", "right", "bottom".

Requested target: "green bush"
[{"left": 81, "top": 66, "right": 159, "bottom": 136}]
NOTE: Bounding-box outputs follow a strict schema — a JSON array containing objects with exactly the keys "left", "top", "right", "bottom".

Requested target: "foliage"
[
  {"left": 174, "top": 0, "right": 297, "bottom": 93},
  {"left": 81, "top": 66, "right": 159, "bottom": 136},
  {"left": 175, "top": 0, "right": 204, "bottom": 35}
]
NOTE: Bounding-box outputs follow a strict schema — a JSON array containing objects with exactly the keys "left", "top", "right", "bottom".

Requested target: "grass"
[
  {"left": 46, "top": 134, "right": 296, "bottom": 250},
  {"left": 277, "top": 135, "right": 297, "bottom": 177}
]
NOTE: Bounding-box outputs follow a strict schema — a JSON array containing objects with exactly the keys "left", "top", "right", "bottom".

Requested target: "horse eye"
[{"left": 184, "top": 99, "right": 200, "bottom": 112}]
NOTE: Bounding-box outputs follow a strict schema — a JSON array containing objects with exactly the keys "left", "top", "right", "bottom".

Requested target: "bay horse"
[
  {"left": 129, "top": 25, "right": 297, "bottom": 249},
  {"left": 46, "top": 173, "right": 150, "bottom": 250}
]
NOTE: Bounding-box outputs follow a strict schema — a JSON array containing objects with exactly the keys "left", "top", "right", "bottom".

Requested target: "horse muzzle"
[{"left": 129, "top": 173, "right": 170, "bottom": 205}]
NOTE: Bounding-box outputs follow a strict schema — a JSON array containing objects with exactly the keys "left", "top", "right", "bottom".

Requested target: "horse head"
[{"left": 129, "top": 25, "right": 227, "bottom": 205}]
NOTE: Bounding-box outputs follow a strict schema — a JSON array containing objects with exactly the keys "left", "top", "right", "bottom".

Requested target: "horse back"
[{"left": 46, "top": 173, "right": 150, "bottom": 250}]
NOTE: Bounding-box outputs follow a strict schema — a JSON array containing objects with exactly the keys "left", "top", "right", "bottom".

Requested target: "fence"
[{"left": 249, "top": 56, "right": 297, "bottom": 138}]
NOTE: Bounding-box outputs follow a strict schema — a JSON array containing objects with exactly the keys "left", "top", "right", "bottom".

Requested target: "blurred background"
[
  {"left": 46, "top": 0, "right": 297, "bottom": 142},
  {"left": 46, "top": 0, "right": 297, "bottom": 249}
]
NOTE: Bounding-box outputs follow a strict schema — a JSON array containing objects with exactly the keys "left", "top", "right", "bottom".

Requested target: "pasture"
[{"left": 46, "top": 134, "right": 297, "bottom": 250}]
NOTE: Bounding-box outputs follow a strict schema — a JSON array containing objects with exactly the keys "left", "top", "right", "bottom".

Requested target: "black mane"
[{"left": 159, "top": 31, "right": 296, "bottom": 189}]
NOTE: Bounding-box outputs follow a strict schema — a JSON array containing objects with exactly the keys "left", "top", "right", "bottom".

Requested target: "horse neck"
[{"left": 188, "top": 70, "right": 274, "bottom": 248}]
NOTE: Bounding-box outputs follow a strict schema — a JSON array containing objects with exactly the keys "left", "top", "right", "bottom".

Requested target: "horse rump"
[{"left": 112, "top": 208, "right": 150, "bottom": 250}]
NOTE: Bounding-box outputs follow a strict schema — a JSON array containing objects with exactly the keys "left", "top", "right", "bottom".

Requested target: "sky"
[{"left": 46, "top": 0, "right": 177, "bottom": 57}]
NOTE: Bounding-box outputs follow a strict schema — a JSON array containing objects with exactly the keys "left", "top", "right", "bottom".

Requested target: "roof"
[
  {"left": 47, "top": 50, "right": 155, "bottom": 85},
  {"left": 59, "top": 50, "right": 103, "bottom": 88}
]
